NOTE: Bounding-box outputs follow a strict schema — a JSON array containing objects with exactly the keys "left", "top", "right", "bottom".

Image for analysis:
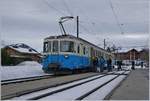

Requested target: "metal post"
[
  {"left": 77, "top": 16, "right": 79, "bottom": 38},
  {"left": 134, "top": 51, "right": 135, "bottom": 62},
  {"left": 129, "top": 51, "right": 130, "bottom": 60},
  {"left": 59, "top": 22, "right": 66, "bottom": 35},
  {"left": 104, "top": 39, "right": 106, "bottom": 50}
]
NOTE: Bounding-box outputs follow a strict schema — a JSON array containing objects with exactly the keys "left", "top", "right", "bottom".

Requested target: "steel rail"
[
  {"left": 1, "top": 75, "right": 53, "bottom": 85},
  {"left": 5, "top": 71, "right": 128, "bottom": 100},
  {"left": 28, "top": 73, "right": 111, "bottom": 100},
  {"left": 76, "top": 71, "right": 127, "bottom": 100},
  {"left": 3, "top": 73, "right": 100, "bottom": 100},
  {"left": 29, "top": 71, "right": 127, "bottom": 100}
]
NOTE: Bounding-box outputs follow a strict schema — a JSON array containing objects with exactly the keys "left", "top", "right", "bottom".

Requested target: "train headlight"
[
  {"left": 43, "top": 55, "right": 47, "bottom": 59},
  {"left": 64, "top": 54, "right": 69, "bottom": 59}
]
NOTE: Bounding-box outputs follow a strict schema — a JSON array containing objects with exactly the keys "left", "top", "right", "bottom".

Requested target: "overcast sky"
[{"left": 0, "top": 0, "right": 149, "bottom": 52}]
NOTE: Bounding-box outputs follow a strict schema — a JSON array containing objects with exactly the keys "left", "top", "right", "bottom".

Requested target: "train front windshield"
[
  {"left": 43, "top": 41, "right": 52, "bottom": 53},
  {"left": 43, "top": 42, "right": 48, "bottom": 52},
  {"left": 60, "top": 41, "right": 74, "bottom": 52},
  {"left": 43, "top": 41, "right": 74, "bottom": 53}
]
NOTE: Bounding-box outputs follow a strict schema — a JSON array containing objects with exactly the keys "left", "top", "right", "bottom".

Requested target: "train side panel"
[{"left": 42, "top": 54, "right": 90, "bottom": 72}]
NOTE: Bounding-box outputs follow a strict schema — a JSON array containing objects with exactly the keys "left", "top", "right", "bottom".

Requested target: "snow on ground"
[
  {"left": 11, "top": 75, "right": 103, "bottom": 100},
  {"left": 114, "top": 65, "right": 147, "bottom": 70},
  {"left": 40, "top": 75, "right": 117, "bottom": 100},
  {"left": 126, "top": 65, "right": 147, "bottom": 70},
  {"left": 1, "top": 61, "right": 49, "bottom": 81},
  {"left": 11, "top": 71, "right": 129, "bottom": 100},
  {"left": 83, "top": 75, "right": 126, "bottom": 100},
  {"left": 13, "top": 75, "right": 117, "bottom": 100}
]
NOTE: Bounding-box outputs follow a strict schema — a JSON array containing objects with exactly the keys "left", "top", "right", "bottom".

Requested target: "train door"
[
  {"left": 90, "top": 47, "right": 94, "bottom": 67},
  {"left": 80, "top": 43, "right": 84, "bottom": 67}
]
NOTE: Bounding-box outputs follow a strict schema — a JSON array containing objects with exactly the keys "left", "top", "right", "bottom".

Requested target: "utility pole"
[
  {"left": 77, "top": 16, "right": 79, "bottom": 38},
  {"left": 104, "top": 39, "right": 106, "bottom": 50}
]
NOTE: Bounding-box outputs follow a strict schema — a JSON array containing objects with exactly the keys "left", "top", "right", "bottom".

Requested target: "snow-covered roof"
[
  {"left": 6, "top": 43, "right": 39, "bottom": 54},
  {"left": 117, "top": 48, "right": 143, "bottom": 53}
]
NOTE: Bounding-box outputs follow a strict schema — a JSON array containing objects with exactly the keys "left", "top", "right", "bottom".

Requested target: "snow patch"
[
  {"left": 17, "top": 61, "right": 41, "bottom": 66},
  {"left": 1, "top": 61, "right": 48, "bottom": 81}
]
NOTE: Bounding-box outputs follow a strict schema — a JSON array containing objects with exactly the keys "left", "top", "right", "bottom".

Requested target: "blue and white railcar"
[{"left": 42, "top": 35, "right": 114, "bottom": 73}]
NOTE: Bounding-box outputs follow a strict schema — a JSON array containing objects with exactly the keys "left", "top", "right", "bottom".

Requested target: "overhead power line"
[
  {"left": 62, "top": 0, "right": 74, "bottom": 16},
  {"left": 108, "top": 0, "right": 124, "bottom": 34},
  {"left": 43, "top": 0, "right": 66, "bottom": 15},
  {"left": 79, "top": 22, "right": 92, "bottom": 34}
]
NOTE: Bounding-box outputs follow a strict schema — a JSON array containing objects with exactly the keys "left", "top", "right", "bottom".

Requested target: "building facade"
[
  {"left": 115, "top": 48, "right": 149, "bottom": 65},
  {"left": 1, "top": 43, "right": 42, "bottom": 66},
  {"left": 115, "top": 49, "right": 140, "bottom": 60}
]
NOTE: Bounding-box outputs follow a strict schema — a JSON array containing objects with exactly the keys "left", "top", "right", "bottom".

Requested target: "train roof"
[{"left": 45, "top": 35, "right": 111, "bottom": 54}]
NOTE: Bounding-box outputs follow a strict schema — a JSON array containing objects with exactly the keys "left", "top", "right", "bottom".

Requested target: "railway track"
[
  {"left": 1, "top": 74, "right": 54, "bottom": 85},
  {"left": 2, "top": 72, "right": 100, "bottom": 100},
  {"left": 10, "top": 70, "right": 130, "bottom": 100}
]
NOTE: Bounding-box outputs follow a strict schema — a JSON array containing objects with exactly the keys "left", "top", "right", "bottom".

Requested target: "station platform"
[{"left": 107, "top": 68, "right": 149, "bottom": 100}]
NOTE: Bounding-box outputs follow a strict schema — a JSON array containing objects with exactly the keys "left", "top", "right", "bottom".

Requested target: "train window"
[
  {"left": 77, "top": 45, "right": 80, "bottom": 54},
  {"left": 53, "top": 41, "right": 58, "bottom": 52},
  {"left": 43, "top": 42, "right": 48, "bottom": 52},
  {"left": 80, "top": 44, "right": 83, "bottom": 55},
  {"left": 100, "top": 52, "right": 101, "bottom": 56},
  {"left": 86, "top": 47, "right": 89, "bottom": 56},
  {"left": 48, "top": 42, "right": 51, "bottom": 52},
  {"left": 60, "top": 41, "right": 74, "bottom": 52},
  {"left": 94, "top": 50, "right": 96, "bottom": 56},
  {"left": 83, "top": 47, "right": 86, "bottom": 55}
]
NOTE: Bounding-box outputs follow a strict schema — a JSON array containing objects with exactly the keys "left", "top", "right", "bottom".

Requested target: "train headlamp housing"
[
  {"left": 43, "top": 55, "right": 48, "bottom": 59},
  {"left": 64, "top": 54, "right": 69, "bottom": 59}
]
